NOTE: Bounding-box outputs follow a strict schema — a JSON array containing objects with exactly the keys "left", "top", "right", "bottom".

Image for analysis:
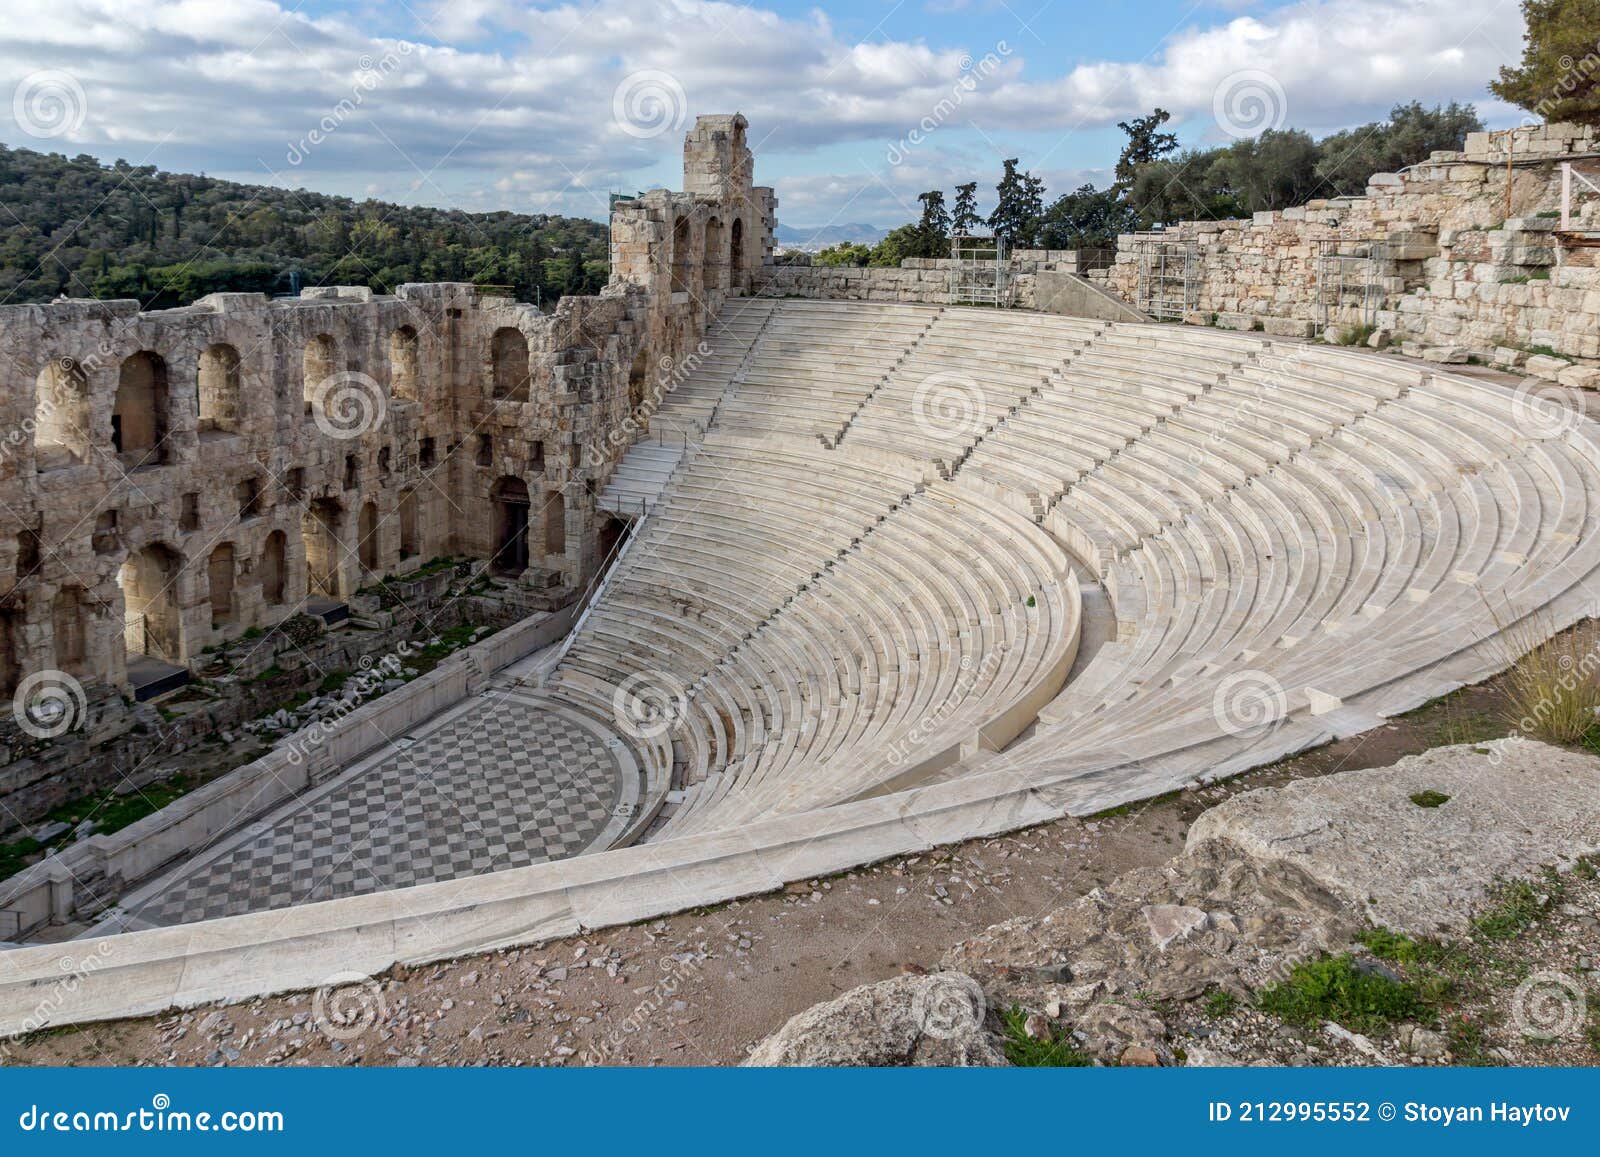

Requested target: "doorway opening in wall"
[
  {"left": 399, "top": 489, "right": 420, "bottom": 561},
  {"left": 261, "top": 531, "right": 287, "bottom": 606},
  {"left": 491, "top": 477, "right": 531, "bottom": 578},
  {"left": 303, "top": 499, "right": 343, "bottom": 599},
  {"left": 119, "top": 544, "right": 184, "bottom": 665},
  {"left": 597, "top": 513, "right": 626, "bottom": 564},
  {"left": 357, "top": 501, "right": 380, "bottom": 573}
]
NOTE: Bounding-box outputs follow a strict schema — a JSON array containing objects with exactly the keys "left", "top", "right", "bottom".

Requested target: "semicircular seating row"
[{"left": 547, "top": 300, "right": 1600, "bottom": 841}]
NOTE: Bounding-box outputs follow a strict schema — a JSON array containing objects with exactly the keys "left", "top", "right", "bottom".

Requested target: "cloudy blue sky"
[{"left": 1, "top": 0, "right": 1529, "bottom": 229}]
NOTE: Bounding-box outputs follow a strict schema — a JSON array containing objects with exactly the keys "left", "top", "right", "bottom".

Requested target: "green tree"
[
  {"left": 951, "top": 181, "right": 982, "bottom": 234},
  {"left": 814, "top": 242, "right": 872, "bottom": 267},
  {"left": 915, "top": 189, "right": 952, "bottom": 257},
  {"left": 1035, "top": 183, "right": 1139, "bottom": 248},
  {"left": 1491, "top": 0, "right": 1600, "bottom": 127},
  {"left": 1315, "top": 102, "right": 1483, "bottom": 194},
  {"left": 987, "top": 159, "right": 1045, "bottom": 247},
  {"left": 1114, "top": 109, "right": 1179, "bottom": 187}
]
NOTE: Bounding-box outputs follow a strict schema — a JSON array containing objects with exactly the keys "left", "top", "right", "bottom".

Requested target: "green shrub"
[{"left": 1258, "top": 954, "right": 1431, "bottom": 1034}]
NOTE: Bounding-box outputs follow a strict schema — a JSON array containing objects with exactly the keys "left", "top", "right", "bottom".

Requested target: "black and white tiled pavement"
[{"left": 121, "top": 693, "right": 631, "bottom": 927}]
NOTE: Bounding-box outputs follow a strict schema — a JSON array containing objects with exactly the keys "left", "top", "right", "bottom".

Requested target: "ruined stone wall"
[
  {"left": 1096, "top": 123, "right": 1600, "bottom": 373},
  {"left": 0, "top": 112, "right": 766, "bottom": 727},
  {"left": 754, "top": 250, "right": 1092, "bottom": 307}
]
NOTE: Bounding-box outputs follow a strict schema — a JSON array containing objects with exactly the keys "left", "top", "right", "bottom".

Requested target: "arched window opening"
[
  {"left": 302, "top": 333, "right": 337, "bottom": 416},
  {"left": 490, "top": 327, "right": 530, "bottom": 402},
  {"left": 702, "top": 217, "right": 725, "bottom": 299},
  {"left": 197, "top": 343, "right": 243, "bottom": 433},
  {"left": 389, "top": 326, "right": 419, "bottom": 401},
  {"left": 113, "top": 352, "right": 170, "bottom": 468},
  {"left": 35, "top": 358, "right": 90, "bottom": 468},
  {"left": 670, "top": 217, "right": 692, "bottom": 295}
]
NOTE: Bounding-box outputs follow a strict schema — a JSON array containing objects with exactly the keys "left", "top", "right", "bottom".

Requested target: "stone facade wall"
[
  {"left": 0, "top": 113, "right": 768, "bottom": 815},
  {"left": 755, "top": 250, "right": 1095, "bottom": 307},
  {"left": 1095, "top": 123, "right": 1600, "bottom": 374}
]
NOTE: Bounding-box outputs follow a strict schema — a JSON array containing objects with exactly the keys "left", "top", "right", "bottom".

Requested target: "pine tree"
[
  {"left": 987, "top": 160, "right": 1045, "bottom": 247},
  {"left": 951, "top": 182, "right": 982, "bottom": 235},
  {"left": 915, "top": 190, "right": 951, "bottom": 257},
  {"left": 1490, "top": 0, "right": 1600, "bottom": 127},
  {"left": 1114, "top": 109, "right": 1180, "bottom": 187}
]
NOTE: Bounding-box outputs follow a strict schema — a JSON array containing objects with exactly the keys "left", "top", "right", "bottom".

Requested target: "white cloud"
[{"left": 0, "top": 0, "right": 1525, "bottom": 223}]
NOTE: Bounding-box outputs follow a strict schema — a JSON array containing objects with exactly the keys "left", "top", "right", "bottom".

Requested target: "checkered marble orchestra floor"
[{"left": 125, "top": 695, "right": 624, "bottom": 927}]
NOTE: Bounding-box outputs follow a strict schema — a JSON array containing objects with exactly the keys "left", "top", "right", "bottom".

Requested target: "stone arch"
[
  {"left": 730, "top": 217, "right": 746, "bottom": 291},
  {"left": 119, "top": 543, "right": 184, "bottom": 663},
  {"left": 491, "top": 476, "right": 530, "bottom": 577},
  {"left": 490, "top": 327, "right": 530, "bottom": 402},
  {"left": 671, "top": 216, "right": 692, "bottom": 295},
  {"left": 544, "top": 488, "right": 566, "bottom": 558},
  {"left": 302, "top": 333, "right": 337, "bottom": 415},
  {"left": 113, "top": 351, "right": 170, "bottom": 468},
  {"left": 197, "top": 343, "right": 242, "bottom": 433},
  {"left": 260, "top": 530, "right": 287, "bottom": 606},
  {"left": 357, "top": 500, "right": 380, "bottom": 573},
  {"left": 302, "top": 498, "right": 344, "bottom": 598},
  {"left": 389, "top": 325, "right": 419, "bottom": 402},
  {"left": 51, "top": 586, "right": 88, "bottom": 677},
  {"left": 702, "top": 216, "right": 725, "bottom": 298},
  {"left": 207, "top": 542, "right": 236, "bottom": 625},
  {"left": 35, "top": 358, "right": 90, "bottom": 468}
]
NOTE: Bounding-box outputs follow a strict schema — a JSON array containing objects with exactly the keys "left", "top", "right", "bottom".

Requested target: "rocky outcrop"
[{"left": 748, "top": 741, "right": 1600, "bottom": 1066}]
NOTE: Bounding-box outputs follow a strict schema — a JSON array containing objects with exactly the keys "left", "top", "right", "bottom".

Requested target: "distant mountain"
[
  {"left": 0, "top": 144, "right": 610, "bottom": 308},
  {"left": 775, "top": 223, "right": 891, "bottom": 251}
]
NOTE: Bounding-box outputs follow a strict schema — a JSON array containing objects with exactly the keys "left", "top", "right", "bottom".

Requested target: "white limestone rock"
[
  {"left": 743, "top": 972, "right": 1007, "bottom": 1067},
  {"left": 1185, "top": 739, "right": 1600, "bottom": 935}
]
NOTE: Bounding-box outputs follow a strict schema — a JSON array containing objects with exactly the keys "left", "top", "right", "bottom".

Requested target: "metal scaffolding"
[
  {"left": 1133, "top": 238, "right": 1198, "bottom": 320},
  {"left": 1314, "top": 239, "right": 1387, "bottom": 331},
  {"left": 949, "top": 234, "right": 1009, "bottom": 306}
]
